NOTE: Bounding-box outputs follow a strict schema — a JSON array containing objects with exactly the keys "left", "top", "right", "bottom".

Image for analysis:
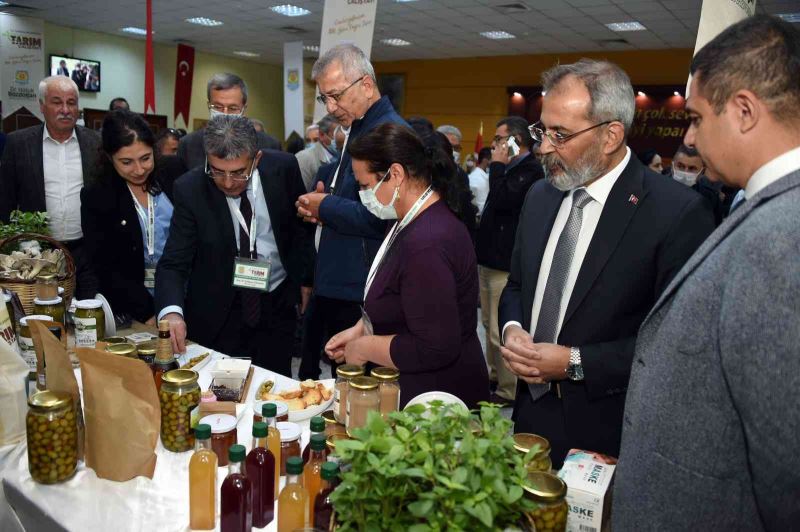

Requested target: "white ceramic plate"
[
  {"left": 177, "top": 347, "right": 213, "bottom": 372},
  {"left": 94, "top": 293, "right": 116, "bottom": 337},
  {"left": 270, "top": 378, "right": 335, "bottom": 422},
  {"left": 404, "top": 391, "right": 468, "bottom": 411}
]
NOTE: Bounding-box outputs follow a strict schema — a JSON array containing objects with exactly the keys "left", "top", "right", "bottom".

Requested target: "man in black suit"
[
  {"left": 0, "top": 75, "right": 101, "bottom": 298},
  {"left": 498, "top": 59, "right": 715, "bottom": 467},
  {"left": 156, "top": 115, "right": 312, "bottom": 376},
  {"left": 177, "top": 73, "right": 281, "bottom": 170}
]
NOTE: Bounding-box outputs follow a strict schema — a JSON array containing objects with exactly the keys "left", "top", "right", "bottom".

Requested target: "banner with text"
[
  {"left": 284, "top": 41, "right": 304, "bottom": 141},
  {"left": 314, "top": 0, "right": 378, "bottom": 121},
  {"left": 0, "top": 13, "right": 45, "bottom": 120}
]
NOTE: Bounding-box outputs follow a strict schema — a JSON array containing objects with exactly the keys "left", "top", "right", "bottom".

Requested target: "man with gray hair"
[
  {"left": 437, "top": 124, "right": 463, "bottom": 164},
  {"left": 0, "top": 75, "right": 101, "bottom": 298},
  {"left": 497, "top": 58, "right": 714, "bottom": 466},
  {"left": 295, "top": 114, "right": 340, "bottom": 191},
  {"left": 177, "top": 72, "right": 280, "bottom": 170},
  {"left": 156, "top": 115, "right": 312, "bottom": 376}
]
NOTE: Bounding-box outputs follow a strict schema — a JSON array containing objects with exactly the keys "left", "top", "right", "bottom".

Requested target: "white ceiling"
[{"left": 5, "top": 0, "right": 798, "bottom": 64}]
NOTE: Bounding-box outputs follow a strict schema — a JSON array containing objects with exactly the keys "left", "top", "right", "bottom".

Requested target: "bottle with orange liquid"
[
  {"left": 189, "top": 423, "right": 217, "bottom": 530},
  {"left": 263, "top": 403, "right": 281, "bottom": 496},
  {"left": 277, "top": 456, "right": 308, "bottom": 532},
  {"left": 303, "top": 434, "right": 327, "bottom": 523}
]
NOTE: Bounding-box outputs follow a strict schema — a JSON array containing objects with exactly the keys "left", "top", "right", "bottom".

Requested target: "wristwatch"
[{"left": 566, "top": 346, "right": 584, "bottom": 381}]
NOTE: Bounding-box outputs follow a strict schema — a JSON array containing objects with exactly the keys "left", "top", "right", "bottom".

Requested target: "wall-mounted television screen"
[{"left": 50, "top": 55, "right": 101, "bottom": 92}]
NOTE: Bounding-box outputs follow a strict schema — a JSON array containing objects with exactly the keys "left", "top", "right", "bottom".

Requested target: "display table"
[{"left": 0, "top": 342, "right": 327, "bottom": 532}]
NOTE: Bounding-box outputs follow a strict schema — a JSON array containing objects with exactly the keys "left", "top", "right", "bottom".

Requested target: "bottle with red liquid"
[
  {"left": 221, "top": 444, "right": 252, "bottom": 532},
  {"left": 313, "top": 461, "right": 340, "bottom": 531},
  {"left": 302, "top": 416, "right": 327, "bottom": 464},
  {"left": 246, "top": 421, "right": 275, "bottom": 528}
]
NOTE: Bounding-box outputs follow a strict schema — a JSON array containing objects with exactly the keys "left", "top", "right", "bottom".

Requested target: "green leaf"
[
  {"left": 336, "top": 439, "right": 366, "bottom": 452},
  {"left": 464, "top": 501, "right": 493, "bottom": 528},
  {"left": 400, "top": 467, "right": 427, "bottom": 478},
  {"left": 408, "top": 525, "right": 431, "bottom": 532},
  {"left": 408, "top": 499, "right": 434, "bottom": 517}
]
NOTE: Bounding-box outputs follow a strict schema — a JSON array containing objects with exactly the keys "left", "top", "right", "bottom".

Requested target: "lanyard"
[
  {"left": 329, "top": 127, "right": 350, "bottom": 194},
  {"left": 364, "top": 186, "right": 433, "bottom": 299},
  {"left": 129, "top": 187, "right": 155, "bottom": 258},
  {"left": 226, "top": 173, "right": 260, "bottom": 258}
]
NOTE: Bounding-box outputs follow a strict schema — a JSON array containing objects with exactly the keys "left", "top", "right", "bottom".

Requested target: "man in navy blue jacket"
[{"left": 296, "top": 43, "right": 406, "bottom": 379}]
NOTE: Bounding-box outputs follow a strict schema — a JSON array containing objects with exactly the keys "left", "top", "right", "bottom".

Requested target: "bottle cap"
[
  {"left": 310, "top": 433, "right": 327, "bottom": 451},
  {"left": 195, "top": 424, "right": 211, "bottom": 440},
  {"left": 262, "top": 402, "right": 277, "bottom": 418},
  {"left": 321, "top": 461, "right": 340, "bottom": 480},
  {"left": 310, "top": 416, "right": 325, "bottom": 433},
  {"left": 228, "top": 444, "right": 246, "bottom": 463},
  {"left": 253, "top": 422, "right": 268, "bottom": 438},
  {"left": 158, "top": 320, "right": 170, "bottom": 332},
  {"left": 286, "top": 456, "right": 304, "bottom": 475}
]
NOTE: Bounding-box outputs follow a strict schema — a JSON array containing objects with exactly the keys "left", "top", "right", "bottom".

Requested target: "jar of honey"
[
  {"left": 370, "top": 367, "right": 400, "bottom": 418},
  {"left": 346, "top": 376, "right": 380, "bottom": 437},
  {"left": 321, "top": 409, "right": 346, "bottom": 438},
  {"left": 334, "top": 364, "right": 364, "bottom": 424}
]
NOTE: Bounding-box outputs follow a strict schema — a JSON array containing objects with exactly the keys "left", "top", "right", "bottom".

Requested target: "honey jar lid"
[
  {"left": 326, "top": 433, "right": 350, "bottom": 450},
  {"left": 106, "top": 343, "right": 138, "bottom": 358},
  {"left": 19, "top": 315, "right": 53, "bottom": 327},
  {"left": 277, "top": 421, "right": 301, "bottom": 442},
  {"left": 336, "top": 364, "right": 365, "bottom": 378},
  {"left": 370, "top": 367, "right": 399, "bottom": 381},
  {"left": 200, "top": 414, "right": 237, "bottom": 434},
  {"left": 103, "top": 336, "right": 127, "bottom": 344},
  {"left": 28, "top": 390, "right": 71, "bottom": 411},
  {"left": 162, "top": 369, "right": 199, "bottom": 386},
  {"left": 158, "top": 320, "right": 170, "bottom": 332},
  {"left": 137, "top": 340, "right": 157, "bottom": 355},
  {"left": 349, "top": 375, "right": 379, "bottom": 391},
  {"left": 33, "top": 296, "right": 62, "bottom": 305},
  {"left": 321, "top": 409, "right": 337, "bottom": 424},
  {"left": 75, "top": 299, "right": 102, "bottom": 309},
  {"left": 513, "top": 433, "right": 551, "bottom": 456},
  {"left": 523, "top": 471, "right": 567, "bottom": 503}
]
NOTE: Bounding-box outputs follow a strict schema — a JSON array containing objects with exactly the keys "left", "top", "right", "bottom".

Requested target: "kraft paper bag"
[
  {"left": 77, "top": 347, "right": 160, "bottom": 481},
  {"left": 0, "top": 301, "right": 27, "bottom": 446},
  {"left": 30, "top": 320, "right": 85, "bottom": 460}
]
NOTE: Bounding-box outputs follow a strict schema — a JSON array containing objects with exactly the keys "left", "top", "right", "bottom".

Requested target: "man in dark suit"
[
  {"left": 56, "top": 60, "right": 69, "bottom": 77},
  {"left": 0, "top": 75, "right": 101, "bottom": 298},
  {"left": 156, "top": 115, "right": 312, "bottom": 376},
  {"left": 177, "top": 73, "right": 280, "bottom": 170},
  {"left": 614, "top": 16, "right": 800, "bottom": 530},
  {"left": 498, "top": 59, "right": 715, "bottom": 467}
]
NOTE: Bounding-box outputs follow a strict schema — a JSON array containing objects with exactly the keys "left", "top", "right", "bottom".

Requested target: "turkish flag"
[
  {"left": 173, "top": 44, "right": 195, "bottom": 127},
  {"left": 144, "top": 0, "right": 155, "bottom": 114},
  {"left": 474, "top": 121, "right": 483, "bottom": 154}
]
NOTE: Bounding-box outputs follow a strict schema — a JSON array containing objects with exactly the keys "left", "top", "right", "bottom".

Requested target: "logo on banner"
[
  {"left": 3, "top": 31, "right": 42, "bottom": 49},
  {"left": 287, "top": 69, "right": 299, "bottom": 91},
  {"left": 14, "top": 70, "right": 29, "bottom": 84}
]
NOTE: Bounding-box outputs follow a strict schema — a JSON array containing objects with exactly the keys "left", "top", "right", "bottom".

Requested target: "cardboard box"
[{"left": 557, "top": 449, "right": 617, "bottom": 532}]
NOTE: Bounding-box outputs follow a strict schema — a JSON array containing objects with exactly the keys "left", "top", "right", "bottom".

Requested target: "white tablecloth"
[{"left": 0, "top": 346, "right": 327, "bottom": 532}]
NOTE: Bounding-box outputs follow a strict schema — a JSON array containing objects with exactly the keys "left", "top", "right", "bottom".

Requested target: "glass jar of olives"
[
  {"left": 73, "top": 299, "right": 105, "bottom": 348},
  {"left": 159, "top": 369, "right": 200, "bottom": 452},
  {"left": 26, "top": 390, "right": 78, "bottom": 484},
  {"left": 513, "top": 432, "right": 553, "bottom": 473},
  {"left": 34, "top": 296, "right": 65, "bottom": 326},
  {"left": 524, "top": 471, "right": 568, "bottom": 532}
]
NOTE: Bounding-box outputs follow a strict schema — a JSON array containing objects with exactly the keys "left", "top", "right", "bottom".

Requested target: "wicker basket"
[{"left": 0, "top": 233, "right": 76, "bottom": 315}]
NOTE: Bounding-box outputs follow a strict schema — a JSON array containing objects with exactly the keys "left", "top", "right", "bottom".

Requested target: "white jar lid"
[
  {"left": 277, "top": 421, "right": 301, "bottom": 442},
  {"left": 253, "top": 400, "right": 289, "bottom": 418},
  {"left": 34, "top": 296, "right": 63, "bottom": 305},
  {"left": 199, "top": 414, "right": 237, "bottom": 434},
  {"left": 20, "top": 315, "right": 54, "bottom": 326},
  {"left": 58, "top": 287, "right": 64, "bottom": 295},
  {"left": 75, "top": 299, "right": 103, "bottom": 309},
  {"left": 2, "top": 292, "right": 11, "bottom": 302}
]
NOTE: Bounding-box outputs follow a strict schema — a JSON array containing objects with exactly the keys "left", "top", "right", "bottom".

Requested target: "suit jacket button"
[{"left": 121, "top": 219, "right": 127, "bottom": 226}]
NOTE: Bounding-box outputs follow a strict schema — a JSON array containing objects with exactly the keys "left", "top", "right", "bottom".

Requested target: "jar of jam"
[
  {"left": 200, "top": 413, "right": 238, "bottom": 467},
  {"left": 159, "top": 369, "right": 200, "bottom": 453},
  {"left": 26, "top": 390, "right": 78, "bottom": 484},
  {"left": 137, "top": 340, "right": 157, "bottom": 367},
  {"left": 73, "top": 299, "right": 105, "bottom": 348},
  {"left": 252, "top": 400, "right": 289, "bottom": 424},
  {"left": 34, "top": 296, "right": 64, "bottom": 326},
  {"left": 19, "top": 315, "right": 53, "bottom": 378},
  {"left": 277, "top": 421, "right": 301, "bottom": 476},
  {"left": 524, "top": 471, "right": 568, "bottom": 532},
  {"left": 321, "top": 409, "right": 346, "bottom": 438},
  {"left": 346, "top": 376, "right": 380, "bottom": 437},
  {"left": 105, "top": 342, "right": 138, "bottom": 360},
  {"left": 334, "top": 364, "right": 364, "bottom": 424},
  {"left": 370, "top": 367, "right": 400, "bottom": 418},
  {"left": 513, "top": 433, "right": 553, "bottom": 473}
]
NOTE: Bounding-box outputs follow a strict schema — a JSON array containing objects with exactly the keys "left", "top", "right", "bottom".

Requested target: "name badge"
[
  {"left": 232, "top": 258, "right": 271, "bottom": 292},
  {"left": 144, "top": 268, "right": 156, "bottom": 289}
]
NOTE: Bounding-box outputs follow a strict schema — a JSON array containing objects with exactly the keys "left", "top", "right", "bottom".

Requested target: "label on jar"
[
  {"left": 19, "top": 336, "right": 36, "bottom": 371},
  {"left": 74, "top": 316, "right": 98, "bottom": 347},
  {"left": 190, "top": 404, "right": 200, "bottom": 430}
]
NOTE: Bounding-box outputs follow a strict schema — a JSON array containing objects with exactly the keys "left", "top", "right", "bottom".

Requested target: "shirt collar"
[
  {"left": 745, "top": 145, "right": 800, "bottom": 199},
  {"left": 575, "top": 146, "right": 631, "bottom": 207},
  {"left": 42, "top": 125, "right": 77, "bottom": 144}
]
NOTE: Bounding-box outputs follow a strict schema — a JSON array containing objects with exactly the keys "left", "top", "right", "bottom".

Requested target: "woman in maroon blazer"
[{"left": 325, "top": 123, "right": 489, "bottom": 409}]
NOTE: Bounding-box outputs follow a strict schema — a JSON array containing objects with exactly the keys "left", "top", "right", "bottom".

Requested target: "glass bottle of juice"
[
  {"left": 303, "top": 433, "right": 327, "bottom": 523},
  {"left": 246, "top": 421, "right": 275, "bottom": 528},
  {"left": 302, "top": 416, "right": 327, "bottom": 463},
  {"left": 189, "top": 424, "right": 217, "bottom": 530},
  {"left": 313, "top": 462, "right": 340, "bottom": 531},
  {"left": 263, "top": 403, "right": 281, "bottom": 495},
  {"left": 220, "top": 444, "right": 252, "bottom": 532},
  {"left": 277, "top": 456, "right": 308, "bottom": 532}
]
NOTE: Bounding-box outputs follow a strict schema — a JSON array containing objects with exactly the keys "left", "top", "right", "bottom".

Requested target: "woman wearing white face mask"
[{"left": 324, "top": 123, "right": 490, "bottom": 408}]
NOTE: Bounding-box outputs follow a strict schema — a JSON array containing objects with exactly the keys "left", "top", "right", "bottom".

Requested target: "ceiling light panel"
[
  {"left": 185, "top": 17, "right": 224, "bottom": 26},
  {"left": 380, "top": 38, "right": 411, "bottom": 46},
  {"left": 605, "top": 21, "right": 646, "bottom": 32},
  {"left": 480, "top": 31, "right": 516, "bottom": 40},
  {"left": 121, "top": 27, "right": 148, "bottom": 35},
  {"left": 271, "top": 4, "right": 311, "bottom": 17}
]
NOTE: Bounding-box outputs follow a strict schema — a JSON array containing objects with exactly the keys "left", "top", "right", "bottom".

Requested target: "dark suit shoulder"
[
  {"left": 7, "top": 124, "right": 44, "bottom": 142},
  {"left": 75, "top": 125, "right": 100, "bottom": 140},
  {"left": 173, "top": 167, "right": 209, "bottom": 197},
  {"left": 640, "top": 165, "right": 705, "bottom": 212},
  {"left": 259, "top": 148, "right": 299, "bottom": 169}
]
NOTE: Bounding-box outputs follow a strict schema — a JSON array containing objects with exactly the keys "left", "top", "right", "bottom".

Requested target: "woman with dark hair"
[
  {"left": 637, "top": 148, "right": 663, "bottom": 173},
  {"left": 81, "top": 110, "right": 174, "bottom": 324},
  {"left": 325, "top": 122, "right": 489, "bottom": 408}
]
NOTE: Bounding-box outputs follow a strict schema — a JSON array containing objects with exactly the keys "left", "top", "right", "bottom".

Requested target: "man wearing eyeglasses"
[
  {"left": 293, "top": 43, "right": 406, "bottom": 380},
  {"left": 156, "top": 115, "right": 312, "bottom": 377},
  {"left": 497, "top": 59, "right": 714, "bottom": 467},
  {"left": 177, "top": 73, "right": 281, "bottom": 171}
]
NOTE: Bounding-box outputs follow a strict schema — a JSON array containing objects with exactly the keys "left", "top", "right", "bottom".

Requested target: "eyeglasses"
[
  {"left": 207, "top": 102, "right": 246, "bottom": 114},
  {"left": 316, "top": 76, "right": 365, "bottom": 106},
  {"left": 205, "top": 157, "right": 257, "bottom": 182},
  {"left": 528, "top": 121, "right": 612, "bottom": 149}
]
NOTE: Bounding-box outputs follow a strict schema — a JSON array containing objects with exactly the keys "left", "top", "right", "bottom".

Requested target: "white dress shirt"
[
  {"left": 42, "top": 126, "right": 84, "bottom": 241},
  {"left": 468, "top": 165, "right": 490, "bottom": 213},
  {"left": 745, "top": 145, "right": 800, "bottom": 199},
  {"left": 502, "top": 147, "right": 631, "bottom": 342}
]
